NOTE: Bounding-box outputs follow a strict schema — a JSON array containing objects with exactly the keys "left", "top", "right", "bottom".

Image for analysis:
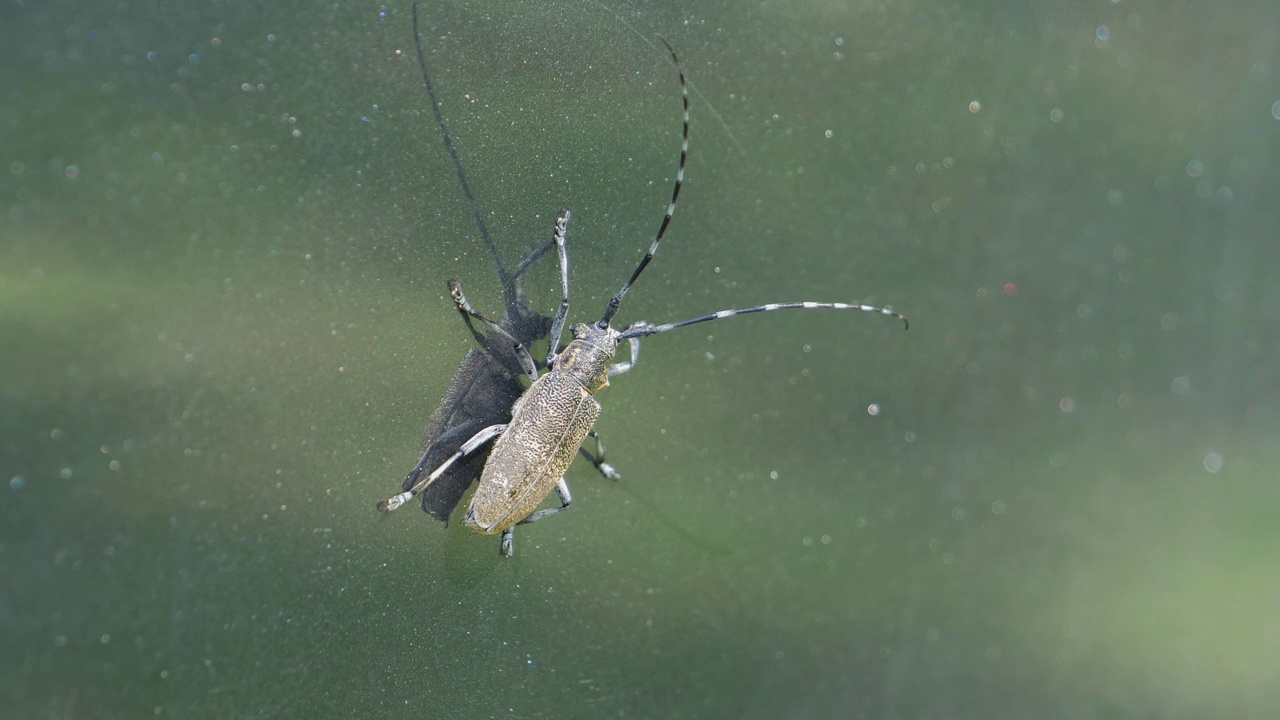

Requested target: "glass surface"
[{"left": 3, "top": 1, "right": 1277, "bottom": 717}]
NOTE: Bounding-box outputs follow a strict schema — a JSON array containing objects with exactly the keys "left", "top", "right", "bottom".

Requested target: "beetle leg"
[
  {"left": 544, "top": 210, "right": 572, "bottom": 369},
  {"left": 400, "top": 420, "right": 481, "bottom": 493},
  {"left": 376, "top": 423, "right": 507, "bottom": 512},
  {"left": 509, "top": 342, "right": 538, "bottom": 381},
  {"left": 449, "top": 279, "right": 540, "bottom": 380},
  {"left": 577, "top": 430, "right": 621, "bottom": 480},
  {"left": 446, "top": 280, "right": 499, "bottom": 348},
  {"left": 516, "top": 478, "right": 573, "bottom": 525},
  {"left": 495, "top": 478, "right": 572, "bottom": 558},
  {"left": 606, "top": 331, "right": 645, "bottom": 377}
]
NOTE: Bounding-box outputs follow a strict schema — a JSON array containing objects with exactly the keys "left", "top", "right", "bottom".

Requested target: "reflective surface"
[{"left": 3, "top": 1, "right": 1277, "bottom": 717}]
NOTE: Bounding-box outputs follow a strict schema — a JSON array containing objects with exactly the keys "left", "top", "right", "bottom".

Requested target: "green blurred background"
[{"left": 3, "top": 0, "right": 1277, "bottom": 717}]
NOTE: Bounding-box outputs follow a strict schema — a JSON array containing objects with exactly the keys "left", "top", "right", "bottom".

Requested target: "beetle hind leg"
[
  {"left": 376, "top": 423, "right": 507, "bottom": 512},
  {"left": 499, "top": 478, "right": 573, "bottom": 558},
  {"left": 517, "top": 478, "right": 573, "bottom": 525}
]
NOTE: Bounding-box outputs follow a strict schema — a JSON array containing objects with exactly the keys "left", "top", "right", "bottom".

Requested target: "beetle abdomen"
[{"left": 466, "top": 372, "right": 600, "bottom": 534}]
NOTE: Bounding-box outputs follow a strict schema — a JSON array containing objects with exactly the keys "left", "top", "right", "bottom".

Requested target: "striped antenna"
[
  {"left": 599, "top": 35, "right": 689, "bottom": 326},
  {"left": 618, "top": 301, "right": 909, "bottom": 340}
]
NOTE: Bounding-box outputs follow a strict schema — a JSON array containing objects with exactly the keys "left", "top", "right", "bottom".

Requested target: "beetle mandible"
[{"left": 378, "top": 38, "right": 908, "bottom": 556}]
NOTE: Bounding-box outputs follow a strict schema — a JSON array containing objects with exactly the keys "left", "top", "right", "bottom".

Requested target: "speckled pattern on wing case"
[{"left": 465, "top": 370, "right": 600, "bottom": 534}]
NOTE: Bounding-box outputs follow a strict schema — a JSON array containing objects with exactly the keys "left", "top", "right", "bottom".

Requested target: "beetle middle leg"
[
  {"left": 577, "top": 430, "right": 620, "bottom": 480},
  {"left": 499, "top": 478, "right": 573, "bottom": 557}
]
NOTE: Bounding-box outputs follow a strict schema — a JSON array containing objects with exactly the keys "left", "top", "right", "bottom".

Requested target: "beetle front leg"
[
  {"left": 607, "top": 329, "right": 646, "bottom": 377},
  {"left": 543, "top": 210, "right": 572, "bottom": 369}
]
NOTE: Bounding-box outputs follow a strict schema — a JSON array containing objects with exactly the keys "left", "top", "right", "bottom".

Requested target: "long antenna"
[
  {"left": 411, "top": 4, "right": 515, "bottom": 304},
  {"left": 599, "top": 35, "right": 689, "bottom": 327},
  {"left": 619, "top": 301, "right": 909, "bottom": 339}
]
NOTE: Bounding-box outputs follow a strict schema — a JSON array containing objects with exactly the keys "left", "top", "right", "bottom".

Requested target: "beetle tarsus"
[{"left": 377, "top": 492, "right": 411, "bottom": 512}]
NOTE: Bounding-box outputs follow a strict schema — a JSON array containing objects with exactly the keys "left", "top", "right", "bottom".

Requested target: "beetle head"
[{"left": 554, "top": 323, "right": 617, "bottom": 392}]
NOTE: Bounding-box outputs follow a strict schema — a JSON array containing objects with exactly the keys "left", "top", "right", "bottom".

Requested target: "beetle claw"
[{"left": 377, "top": 492, "right": 410, "bottom": 512}]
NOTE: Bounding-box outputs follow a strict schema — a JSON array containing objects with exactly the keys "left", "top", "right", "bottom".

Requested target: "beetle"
[
  {"left": 378, "top": 38, "right": 908, "bottom": 556},
  {"left": 390, "top": 5, "right": 617, "bottom": 524}
]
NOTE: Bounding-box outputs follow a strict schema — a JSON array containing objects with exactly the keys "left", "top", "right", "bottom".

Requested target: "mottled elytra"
[
  {"left": 378, "top": 36, "right": 908, "bottom": 557},
  {"left": 386, "top": 4, "right": 618, "bottom": 524}
]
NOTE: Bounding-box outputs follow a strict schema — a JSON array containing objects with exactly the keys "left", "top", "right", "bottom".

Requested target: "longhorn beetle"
[
  {"left": 378, "top": 37, "right": 909, "bottom": 556},
  {"left": 391, "top": 4, "right": 619, "bottom": 524}
]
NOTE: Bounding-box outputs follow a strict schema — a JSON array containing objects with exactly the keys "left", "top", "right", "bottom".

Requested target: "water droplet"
[{"left": 1203, "top": 452, "right": 1224, "bottom": 474}]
